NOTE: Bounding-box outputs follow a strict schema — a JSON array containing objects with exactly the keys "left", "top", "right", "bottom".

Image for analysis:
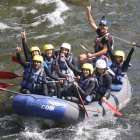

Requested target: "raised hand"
[
  {"left": 20, "top": 29, "right": 26, "bottom": 42},
  {"left": 86, "top": 4, "right": 91, "bottom": 13},
  {"left": 131, "top": 42, "right": 136, "bottom": 49},
  {"left": 16, "top": 44, "right": 22, "bottom": 54}
]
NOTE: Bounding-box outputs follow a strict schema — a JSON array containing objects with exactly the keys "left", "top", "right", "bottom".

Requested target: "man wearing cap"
[{"left": 78, "top": 4, "right": 114, "bottom": 67}]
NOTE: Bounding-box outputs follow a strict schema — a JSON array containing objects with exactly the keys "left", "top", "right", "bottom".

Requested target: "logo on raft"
[
  {"left": 41, "top": 105, "right": 55, "bottom": 111},
  {"left": 49, "top": 102, "right": 63, "bottom": 106}
]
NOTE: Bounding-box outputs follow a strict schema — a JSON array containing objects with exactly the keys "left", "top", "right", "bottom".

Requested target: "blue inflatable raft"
[{"left": 12, "top": 74, "right": 133, "bottom": 123}]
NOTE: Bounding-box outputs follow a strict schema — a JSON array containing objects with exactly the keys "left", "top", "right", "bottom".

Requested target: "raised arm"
[
  {"left": 16, "top": 44, "right": 30, "bottom": 68},
  {"left": 21, "top": 30, "right": 30, "bottom": 62},
  {"left": 122, "top": 42, "right": 136, "bottom": 72},
  {"left": 86, "top": 4, "right": 98, "bottom": 32}
]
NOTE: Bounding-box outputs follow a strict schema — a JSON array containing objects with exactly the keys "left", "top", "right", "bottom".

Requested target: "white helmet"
[
  {"left": 96, "top": 59, "right": 106, "bottom": 69},
  {"left": 61, "top": 43, "right": 71, "bottom": 52}
]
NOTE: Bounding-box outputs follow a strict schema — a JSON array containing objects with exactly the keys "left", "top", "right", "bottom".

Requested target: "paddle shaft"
[
  {"left": 80, "top": 45, "right": 88, "bottom": 53},
  {"left": 95, "top": 92, "right": 122, "bottom": 116},
  {"left": 0, "top": 86, "right": 20, "bottom": 94},
  {"left": 63, "top": 58, "right": 89, "bottom": 118},
  {"left": 111, "top": 35, "right": 140, "bottom": 47},
  {"left": 0, "top": 81, "right": 59, "bottom": 88}
]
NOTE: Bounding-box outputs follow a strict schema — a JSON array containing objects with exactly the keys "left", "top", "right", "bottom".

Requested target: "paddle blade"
[
  {"left": 0, "top": 82, "right": 14, "bottom": 88},
  {"left": 105, "top": 101, "right": 122, "bottom": 116},
  {"left": 0, "top": 85, "right": 7, "bottom": 91},
  {"left": 79, "top": 95, "right": 89, "bottom": 119},
  {"left": 12, "top": 56, "right": 26, "bottom": 64},
  {"left": 0, "top": 71, "right": 22, "bottom": 79}
]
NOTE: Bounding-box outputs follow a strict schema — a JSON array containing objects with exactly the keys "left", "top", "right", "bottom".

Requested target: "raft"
[{"left": 12, "top": 74, "right": 133, "bottom": 123}]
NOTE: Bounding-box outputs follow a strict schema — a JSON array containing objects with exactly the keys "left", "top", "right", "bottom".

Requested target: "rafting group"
[{"left": 6, "top": 5, "right": 137, "bottom": 105}]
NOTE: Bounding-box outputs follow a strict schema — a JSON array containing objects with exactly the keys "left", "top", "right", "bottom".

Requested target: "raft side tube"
[{"left": 13, "top": 94, "right": 67, "bottom": 121}]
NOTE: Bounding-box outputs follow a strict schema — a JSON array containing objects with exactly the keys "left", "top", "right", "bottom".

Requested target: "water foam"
[
  {"left": 0, "top": 22, "right": 10, "bottom": 30},
  {"left": 35, "top": 0, "right": 69, "bottom": 27}
]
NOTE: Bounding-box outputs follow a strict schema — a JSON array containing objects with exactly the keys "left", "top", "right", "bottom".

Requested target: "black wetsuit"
[
  {"left": 94, "top": 28, "right": 113, "bottom": 58},
  {"left": 21, "top": 38, "right": 67, "bottom": 97},
  {"left": 107, "top": 40, "right": 135, "bottom": 72},
  {"left": 95, "top": 70, "right": 112, "bottom": 100},
  {"left": 61, "top": 59, "right": 96, "bottom": 102},
  {"left": 17, "top": 53, "right": 48, "bottom": 96}
]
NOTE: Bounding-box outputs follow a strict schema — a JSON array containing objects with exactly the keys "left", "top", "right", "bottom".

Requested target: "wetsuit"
[
  {"left": 95, "top": 28, "right": 114, "bottom": 58},
  {"left": 94, "top": 69, "right": 113, "bottom": 100},
  {"left": 61, "top": 59, "right": 97, "bottom": 103},
  {"left": 17, "top": 53, "right": 48, "bottom": 96},
  {"left": 22, "top": 38, "right": 48, "bottom": 68},
  {"left": 107, "top": 40, "right": 135, "bottom": 84},
  {"left": 22, "top": 38, "right": 64, "bottom": 97}
]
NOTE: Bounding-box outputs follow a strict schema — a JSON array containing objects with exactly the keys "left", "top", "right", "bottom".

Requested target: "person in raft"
[
  {"left": 16, "top": 44, "right": 63, "bottom": 97},
  {"left": 94, "top": 59, "right": 115, "bottom": 102},
  {"left": 54, "top": 43, "right": 77, "bottom": 78},
  {"left": 20, "top": 29, "right": 48, "bottom": 68},
  {"left": 16, "top": 44, "right": 48, "bottom": 95},
  {"left": 20, "top": 30, "right": 64, "bottom": 97},
  {"left": 78, "top": 4, "right": 113, "bottom": 67},
  {"left": 42, "top": 44, "right": 70, "bottom": 90},
  {"left": 60, "top": 61, "right": 98, "bottom": 103},
  {"left": 106, "top": 37, "right": 136, "bottom": 85}
]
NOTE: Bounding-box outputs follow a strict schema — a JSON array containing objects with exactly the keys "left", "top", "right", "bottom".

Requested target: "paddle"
[
  {"left": 96, "top": 93, "right": 122, "bottom": 116},
  {"left": 0, "top": 80, "right": 62, "bottom": 88},
  {"left": 0, "top": 71, "right": 74, "bottom": 81},
  {"left": 0, "top": 85, "right": 20, "bottom": 94},
  {"left": 105, "top": 101, "right": 122, "bottom": 116},
  {"left": 80, "top": 44, "right": 88, "bottom": 53},
  {"left": 111, "top": 35, "right": 140, "bottom": 47},
  {"left": 61, "top": 54, "right": 89, "bottom": 119},
  {"left": 0, "top": 71, "right": 22, "bottom": 79},
  {"left": 0, "top": 82, "right": 20, "bottom": 88},
  {"left": 12, "top": 56, "right": 26, "bottom": 64}
]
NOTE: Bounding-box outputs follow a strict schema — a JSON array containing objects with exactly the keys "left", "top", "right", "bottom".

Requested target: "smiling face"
[
  {"left": 99, "top": 24, "right": 108, "bottom": 34},
  {"left": 45, "top": 49, "right": 53, "bottom": 58},
  {"left": 115, "top": 56, "right": 123, "bottom": 64},
  {"left": 61, "top": 47, "right": 68, "bottom": 56},
  {"left": 97, "top": 68, "right": 105, "bottom": 74},
  {"left": 83, "top": 68, "right": 90, "bottom": 77},
  {"left": 33, "top": 60, "right": 41, "bottom": 70},
  {"left": 31, "top": 50, "right": 39, "bottom": 57}
]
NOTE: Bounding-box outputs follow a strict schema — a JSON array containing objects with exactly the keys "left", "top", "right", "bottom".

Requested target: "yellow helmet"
[
  {"left": 43, "top": 44, "right": 54, "bottom": 54},
  {"left": 32, "top": 55, "right": 43, "bottom": 66},
  {"left": 30, "top": 46, "right": 41, "bottom": 55},
  {"left": 114, "top": 50, "right": 125, "bottom": 61},
  {"left": 82, "top": 63, "right": 94, "bottom": 75}
]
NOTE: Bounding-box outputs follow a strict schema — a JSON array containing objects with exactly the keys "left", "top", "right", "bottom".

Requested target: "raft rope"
[{"left": 14, "top": 76, "right": 129, "bottom": 113}]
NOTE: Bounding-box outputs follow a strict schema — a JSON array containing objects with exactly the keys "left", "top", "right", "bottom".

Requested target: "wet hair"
[{"left": 52, "top": 54, "right": 60, "bottom": 73}]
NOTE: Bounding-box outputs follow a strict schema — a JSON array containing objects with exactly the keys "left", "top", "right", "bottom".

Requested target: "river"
[{"left": 0, "top": 0, "right": 140, "bottom": 139}]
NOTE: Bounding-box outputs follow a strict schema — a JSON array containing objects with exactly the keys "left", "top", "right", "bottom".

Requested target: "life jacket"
[
  {"left": 94, "top": 33, "right": 113, "bottom": 58},
  {"left": 78, "top": 74, "right": 97, "bottom": 102},
  {"left": 21, "top": 65, "right": 44, "bottom": 91},
  {"left": 43, "top": 55, "right": 55, "bottom": 75},
  {"left": 78, "top": 74, "right": 97, "bottom": 93},
  {"left": 56, "top": 50, "right": 73, "bottom": 74},
  {"left": 29, "top": 56, "right": 48, "bottom": 68},
  {"left": 110, "top": 61, "right": 126, "bottom": 84},
  {"left": 95, "top": 68, "right": 115, "bottom": 96}
]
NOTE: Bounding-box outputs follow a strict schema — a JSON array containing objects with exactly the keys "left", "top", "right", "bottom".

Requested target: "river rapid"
[{"left": 0, "top": 0, "right": 140, "bottom": 139}]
